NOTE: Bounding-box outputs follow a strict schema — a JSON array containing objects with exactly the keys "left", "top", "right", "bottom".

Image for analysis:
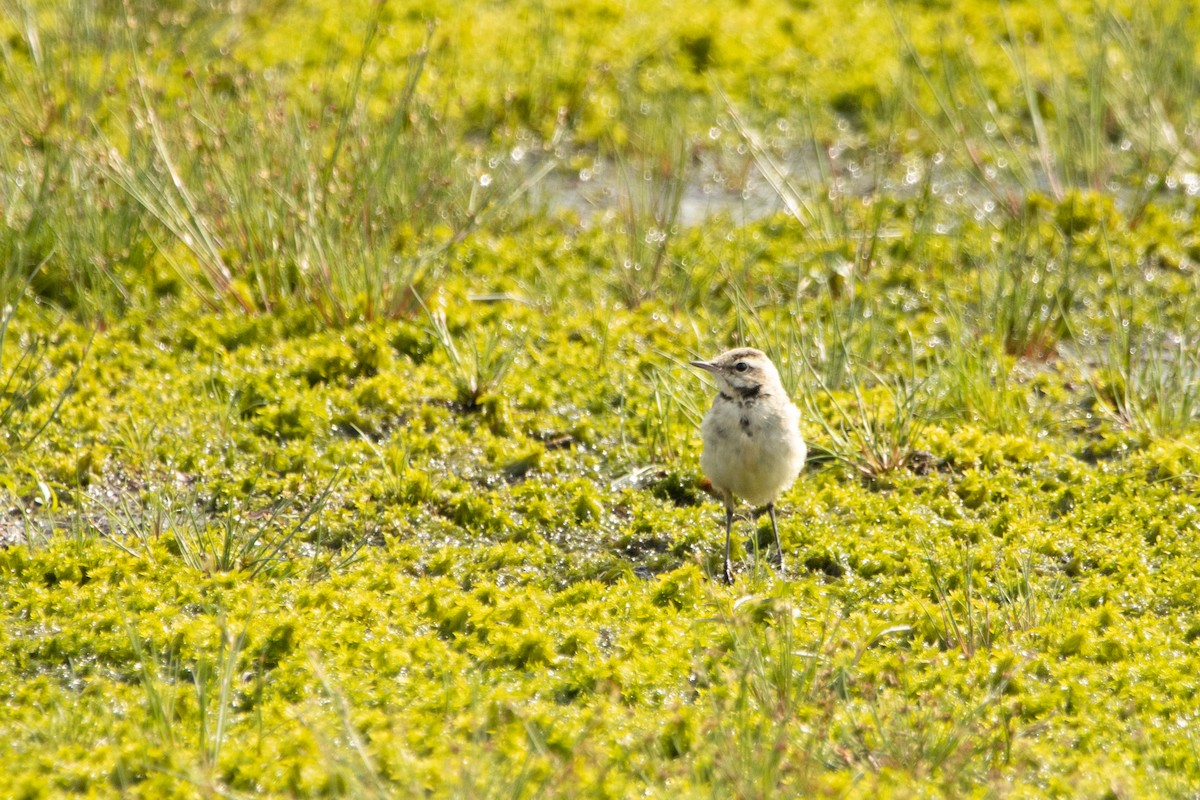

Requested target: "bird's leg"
[
  {"left": 767, "top": 502, "right": 785, "bottom": 571},
  {"left": 723, "top": 494, "right": 735, "bottom": 585}
]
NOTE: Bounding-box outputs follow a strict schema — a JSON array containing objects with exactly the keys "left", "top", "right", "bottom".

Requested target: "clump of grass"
[
  {"left": 800, "top": 348, "right": 933, "bottom": 481},
  {"left": 302, "top": 656, "right": 396, "bottom": 800},
  {"left": 702, "top": 597, "right": 842, "bottom": 796},
  {"left": 303, "top": 659, "right": 558, "bottom": 799},
  {"left": 932, "top": 229, "right": 1074, "bottom": 434},
  {"left": 123, "top": 616, "right": 185, "bottom": 754},
  {"left": 928, "top": 197, "right": 1088, "bottom": 373},
  {"left": 786, "top": 300, "right": 933, "bottom": 480},
  {"left": 916, "top": 545, "right": 1063, "bottom": 659},
  {"left": 837, "top": 662, "right": 1009, "bottom": 788},
  {"left": 605, "top": 96, "right": 693, "bottom": 308},
  {"left": 1089, "top": 316, "right": 1200, "bottom": 439},
  {"left": 119, "top": 611, "right": 252, "bottom": 793},
  {"left": 640, "top": 358, "right": 710, "bottom": 463},
  {"left": 0, "top": 268, "right": 89, "bottom": 462},
  {"left": 131, "top": 472, "right": 341, "bottom": 576},
  {"left": 98, "top": 18, "right": 465, "bottom": 321},
  {"left": 0, "top": 0, "right": 155, "bottom": 319},
  {"left": 1075, "top": 238, "right": 1200, "bottom": 439},
  {"left": 2, "top": 3, "right": 554, "bottom": 324},
  {"left": 722, "top": 89, "right": 893, "bottom": 289},
  {"left": 935, "top": 335, "right": 1029, "bottom": 434},
  {"left": 996, "top": 550, "right": 1065, "bottom": 635},
  {"left": 895, "top": 3, "right": 1200, "bottom": 215},
  {"left": 95, "top": 469, "right": 367, "bottom": 580},
  {"left": 427, "top": 308, "right": 520, "bottom": 412},
  {"left": 191, "top": 621, "right": 249, "bottom": 775},
  {"left": 987, "top": 216, "right": 1080, "bottom": 361},
  {"left": 917, "top": 544, "right": 997, "bottom": 659}
]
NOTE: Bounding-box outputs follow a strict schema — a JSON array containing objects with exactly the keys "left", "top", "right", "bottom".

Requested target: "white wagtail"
[{"left": 691, "top": 348, "right": 806, "bottom": 583}]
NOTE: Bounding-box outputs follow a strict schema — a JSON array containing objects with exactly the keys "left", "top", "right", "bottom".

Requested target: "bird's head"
[{"left": 690, "top": 348, "right": 782, "bottom": 398}]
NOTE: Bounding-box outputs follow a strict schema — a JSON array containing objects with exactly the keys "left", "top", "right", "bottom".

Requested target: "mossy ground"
[{"left": 4, "top": 0, "right": 1200, "bottom": 797}]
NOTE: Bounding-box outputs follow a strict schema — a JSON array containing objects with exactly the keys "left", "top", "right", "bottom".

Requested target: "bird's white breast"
[{"left": 699, "top": 394, "right": 806, "bottom": 506}]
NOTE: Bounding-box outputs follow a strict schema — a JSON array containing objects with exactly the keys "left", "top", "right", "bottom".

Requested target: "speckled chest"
[
  {"left": 729, "top": 393, "right": 761, "bottom": 433},
  {"left": 707, "top": 392, "right": 775, "bottom": 440}
]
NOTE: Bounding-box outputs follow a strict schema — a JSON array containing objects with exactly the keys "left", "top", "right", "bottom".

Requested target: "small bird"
[{"left": 691, "top": 348, "right": 807, "bottom": 583}]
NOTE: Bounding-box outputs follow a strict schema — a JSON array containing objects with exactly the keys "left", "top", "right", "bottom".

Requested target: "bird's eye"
[{"left": 734, "top": 362, "right": 749, "bottom": 372}]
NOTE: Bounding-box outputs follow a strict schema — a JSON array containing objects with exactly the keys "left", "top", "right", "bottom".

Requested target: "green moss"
[{"left": 4, "top": 1, "right": 1200, "bottom": 796}]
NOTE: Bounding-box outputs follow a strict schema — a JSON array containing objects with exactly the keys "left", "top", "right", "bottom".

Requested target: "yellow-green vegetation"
[{"left": 4, "top": 0, "right": 1200, "bottom": 796}]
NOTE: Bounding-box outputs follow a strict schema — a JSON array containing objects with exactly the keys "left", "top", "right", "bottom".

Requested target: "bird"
[{"left": 690, "top": 348, "right": 807, "bottom": 583}]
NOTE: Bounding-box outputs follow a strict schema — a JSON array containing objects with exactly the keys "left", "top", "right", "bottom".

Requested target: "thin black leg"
[
  {"left": 723, "top": 500, "right": 735, "bottom": 584},
  {"left": 767, "top": 502, "right": 785, "bottom": 571}
]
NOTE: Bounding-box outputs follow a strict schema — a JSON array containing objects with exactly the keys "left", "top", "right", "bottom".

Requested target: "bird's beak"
[{"left": 690, "top": 359, "right": 716, "bottom": 372}]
